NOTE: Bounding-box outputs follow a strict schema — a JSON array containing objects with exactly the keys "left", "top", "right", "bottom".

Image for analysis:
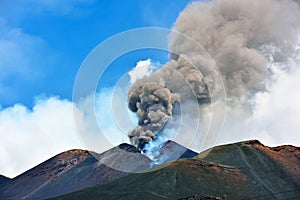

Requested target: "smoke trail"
[{"left": 128, "top": 0, "right": 300, "bottom": 154}]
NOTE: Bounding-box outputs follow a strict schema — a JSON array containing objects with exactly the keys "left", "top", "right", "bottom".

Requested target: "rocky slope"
[
  {"left": 0, "top": 140, "right": 196, "bottom": 200},
  {"left": 51, "top": 140, "right": 300, "bottom": 200},
  {"left": 0, "top": 145, "right": 151, "bottom": 200},
  {"left": 0, "top": 175, "right": 10, "bottom": 186},
  {"left": 198, "top": 140, "right": 300, "bottom": 199},
  {"left": 50, "top": 159, "right": 247, "bottom": 200},
  {"left": 157, "top": 140, "right": 198, "bottom": 163}
]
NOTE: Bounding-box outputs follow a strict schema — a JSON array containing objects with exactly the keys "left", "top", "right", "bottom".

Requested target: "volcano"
[
  {"left": 0, "top": 144, "right": 150, "bottom": 200},
  {"left": 1, "top": 140, "right": 299, "bottom": 200},
  {"left": 0, "top": 141, "right": 196, "bottom": 200},
  {"left": 50, "top": 140, "right": 300, "bottom": 200}
]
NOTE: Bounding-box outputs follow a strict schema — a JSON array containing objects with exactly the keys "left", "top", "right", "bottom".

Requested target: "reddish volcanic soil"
[
  {"left": 0, "top": 144, "right": 151, "bottom": 200},
  {"left": 1, "top": 140, "right": 300, "bottom": 200},
  {"left": 252, "top": 141, "right": 300, "bottom": 183}
]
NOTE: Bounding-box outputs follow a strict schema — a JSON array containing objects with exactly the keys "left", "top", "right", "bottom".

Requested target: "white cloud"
[
  {"left": 218, "top": 64, "right": 300, "bottom": 147},
  {"left": 75, "top": 87, "right": 133, "bottom": 153},
  {"left": 250, "top": 67, "right": 300, "bottom": 146},
  {"left": 128, "top": 59, "right": 160, "bottom": 84},
  {"left": 0, "top": 97, "right": 83, "bottom": 178},
  {"left": 0, "top": 86, "right": 136, "bottom": 178}
]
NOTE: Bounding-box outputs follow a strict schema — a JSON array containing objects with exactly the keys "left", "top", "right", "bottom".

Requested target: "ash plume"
[
  {"left": 128, "top": 57, "right": 211, "bottom": 151},
  {"left": 128, "top": 82, "right": 179, "bottom": 150},
  {"left": 171, "top": 0, "right": 300, "bottom": 99},
  {"left": 128, "top": 0, "right": 300, "bottom": 153}
]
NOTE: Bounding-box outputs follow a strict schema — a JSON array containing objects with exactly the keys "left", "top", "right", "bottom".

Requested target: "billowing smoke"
[
  {"left": 128, "top": 57, "right": 211, "bottom": 151},
  {"left": 128, "top": 0, "right": 300, "bottom": 153},
  {"left": 171, "top": 0, "right": 300, "bottom": 99},
  {"left": 128, "top": 83, "right": 179, "bottom": 149}
]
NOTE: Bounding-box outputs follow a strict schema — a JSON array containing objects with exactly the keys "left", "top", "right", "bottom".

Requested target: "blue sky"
[
  {"left": 0, "top": 0, "right": 194, "bottom": 177},
  {"left": 0, "top": 0, "right": 190, "bottom": 108},
  {"left": 1, "top": 0, "right": 300, "bottom": 179},
  {"left": 2, "top": 0, "right": 300, "bottom": 178}
]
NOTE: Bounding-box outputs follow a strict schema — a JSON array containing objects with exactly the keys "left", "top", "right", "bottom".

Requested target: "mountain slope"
[
  {"left": 0, "top": 145, "right": 151, "bottom": 200},
  {"left": 51, "top": 140, "right": 300, "bottom": 200},
  {"left": 0, "top": 175, "right": 10, "bottom": 186},
  {"left": 51, "top": 158, "right": 246, "bottom": 200},
  {"left": 0, "top": 141, "right": 196, "bottom": 200},
  {"left": 197, "top": 140, "right": 300, "bottom": 199},
  {"left": 157, "top": 140, "right": 198, "bottom": 163}
]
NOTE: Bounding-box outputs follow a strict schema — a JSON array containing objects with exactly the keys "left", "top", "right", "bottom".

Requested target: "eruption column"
[{"left": 128, "top": 82, "right": 178, "bottom": 150}]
